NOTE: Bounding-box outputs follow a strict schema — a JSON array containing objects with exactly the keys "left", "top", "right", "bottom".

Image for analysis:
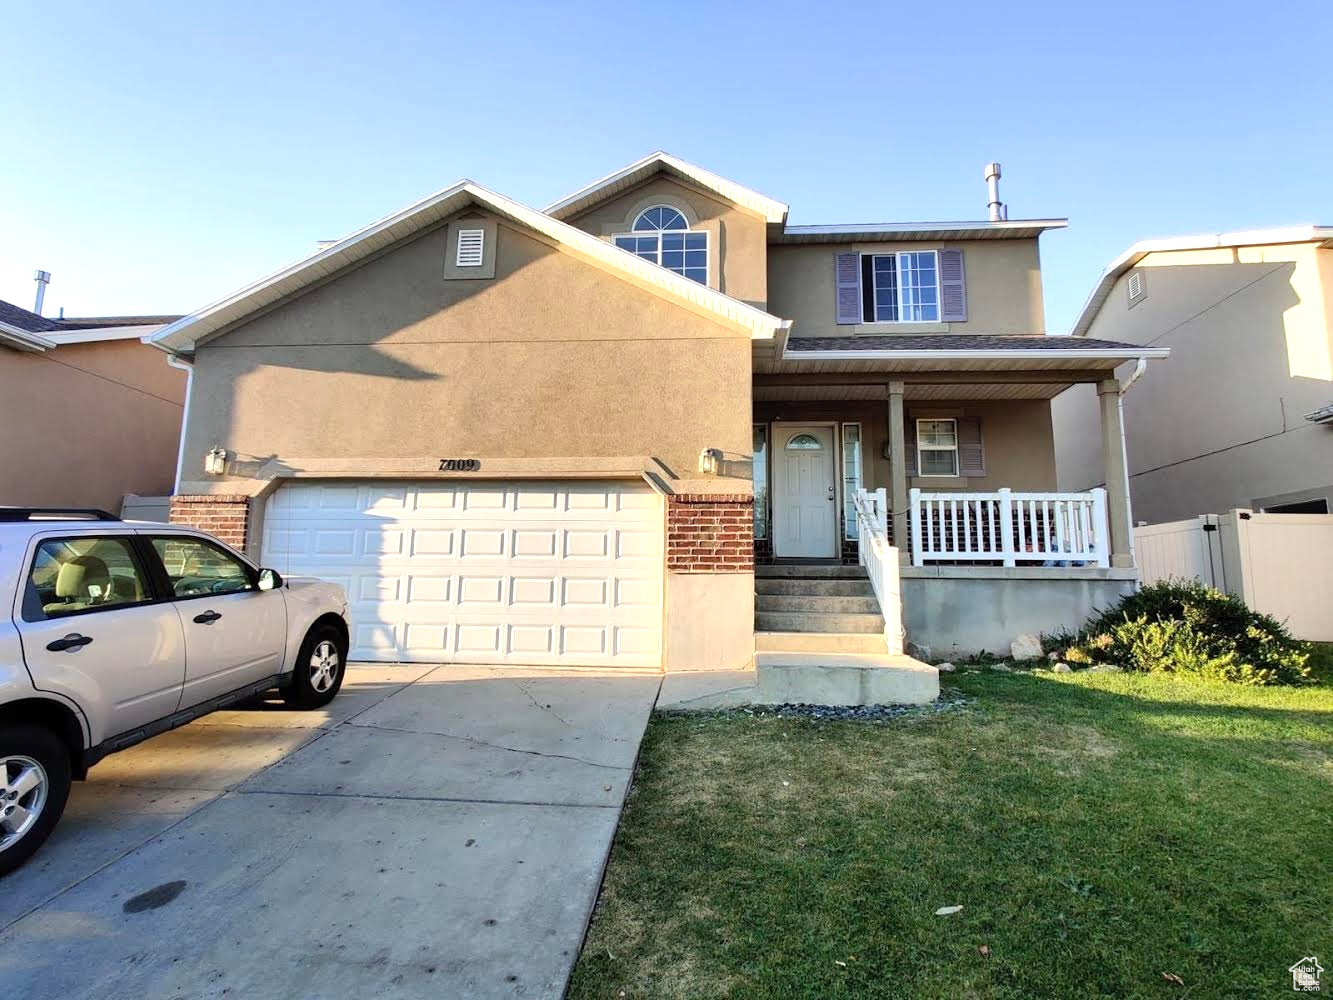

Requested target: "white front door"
[{"left": 773, "top": 425, "right": 838, "bottom": 558}]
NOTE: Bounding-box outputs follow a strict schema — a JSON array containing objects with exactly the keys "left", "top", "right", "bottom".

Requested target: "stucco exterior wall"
[
  {"left": 0, "top": 339, "right": 185, "bottom": 511},
  {"left": 766, "top": 238, "right": 1046, "bottom": 338},
  {"left": 1053, "top": 242, "right": 1333, "bottom": 522},
  {"left": 181, "top": 215, "right": 755, "bottom": 496},
  {"left": 563, "top": 176, "right": 770, "bottom": 310}
]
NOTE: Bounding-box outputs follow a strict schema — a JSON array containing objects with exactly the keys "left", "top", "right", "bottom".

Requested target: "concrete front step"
[
  {"left": 755, "top": 579, "right": 875, "bottom": 597},
  {"left": 755, "top": 631, "right": 888, "bottom": 654},
  {"left": 755, "top": 564, "right": 868, "bottom": 579},
  {"left": 757, "top": 594, "right": 881, "bottom": 615},
  {"left": 756, "top": 610, "right": 884, "bottom": 634},
  {"left": 757, "top": 652, "right": 939, "bottom": 706}
]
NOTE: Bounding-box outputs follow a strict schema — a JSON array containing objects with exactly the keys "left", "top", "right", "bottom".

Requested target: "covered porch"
[{"left": 751, "top": 334, "right": 1167, "bottom": 655}]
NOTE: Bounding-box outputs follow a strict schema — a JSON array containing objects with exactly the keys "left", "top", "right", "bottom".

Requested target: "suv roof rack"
[{"left": 0, "top": 507, "right": 121, "bottom": 522}]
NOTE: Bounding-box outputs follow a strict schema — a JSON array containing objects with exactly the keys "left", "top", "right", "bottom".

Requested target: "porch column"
[
  {"left": 1097, "top": 379, "right": 1134, "bottom": 568},
  {"left": 886, "top": 380, "right": 910, "bottom": 564}
]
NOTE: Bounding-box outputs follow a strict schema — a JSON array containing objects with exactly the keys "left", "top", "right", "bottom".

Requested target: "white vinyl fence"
[{"left": 1135, "top": 511, "right": 1333, "bottom": 641}]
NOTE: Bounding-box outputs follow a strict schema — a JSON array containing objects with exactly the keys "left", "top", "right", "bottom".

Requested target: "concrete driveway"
[{"left": 0, "top": 664, "right": 661, "bottom": 999}]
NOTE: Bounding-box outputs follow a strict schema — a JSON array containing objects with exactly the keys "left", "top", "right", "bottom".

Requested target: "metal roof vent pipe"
[
  {"left": 33, "top": 270, "right": 51, "bottom": 316},
  {"left": 984, "top": 163, "right": 1007, "bottom": 222}
]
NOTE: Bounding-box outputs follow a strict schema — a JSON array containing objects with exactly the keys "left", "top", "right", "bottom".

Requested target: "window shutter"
[
  {"left": 958, "top": 416, "right": 985, "bottom": 476},
  {"left": 939, "top": 248, "right": 967, "bottom": 322},
  {"left": 835, "top": 252, "right": 862, "bottom": 324},
  {"left": 903, "top": 421, "right": 918, "bottom": 477},
  {"left": 455, "top": 228, "right": 485, "bottom": 267}
]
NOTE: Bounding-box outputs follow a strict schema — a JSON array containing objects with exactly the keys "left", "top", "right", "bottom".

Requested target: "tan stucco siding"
[
  {"left": 754, "top": 397, "right": 1057, "bottom": 495},
  {"left": 181, "top": 217, "right": 753, "bottom": 491},
  {"left": 563, "top": 176, "right": 769, "bottom": 310},
  {"left": 0, "top": 340, "right": 185, "bottom": 510},
  {"left": 1052, "top": 243, "right": 1333, "bottom": 522},
  {"left": 766, "top": 238, "right": 1046, "bottom": 337}
]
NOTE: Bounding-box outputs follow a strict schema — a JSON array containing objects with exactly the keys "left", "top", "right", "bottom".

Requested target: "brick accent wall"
[
  {"left": 168, "top": 494, "right": 251, "bottom": 549},
  {"left": 666, "top": 493, "right": 754, "bottom": 573}
]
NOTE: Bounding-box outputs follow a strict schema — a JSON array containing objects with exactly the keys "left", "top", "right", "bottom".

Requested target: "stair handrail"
[{"left": 853, "top": 488, "right": 904, "bottom": 655}]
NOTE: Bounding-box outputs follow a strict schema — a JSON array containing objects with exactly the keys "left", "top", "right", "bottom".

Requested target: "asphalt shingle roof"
[{"left": 0, "top": 299, "right": 64, "bottom": 333}]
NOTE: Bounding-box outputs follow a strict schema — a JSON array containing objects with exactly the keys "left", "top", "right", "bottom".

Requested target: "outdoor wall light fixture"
[
  {"left": 698, "top": 447, "right": 723, "bottom": 475},
  {"left": 204, "top": 446, "right": 228, "bottom": 475}
]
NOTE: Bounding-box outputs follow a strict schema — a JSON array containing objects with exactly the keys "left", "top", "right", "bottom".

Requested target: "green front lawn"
[{"left": 570, "top": 658, "right": 1333, "bottom": 999}]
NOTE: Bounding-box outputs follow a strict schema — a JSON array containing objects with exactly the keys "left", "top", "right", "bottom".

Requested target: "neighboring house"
[
  {"left": 152, "top": 152, "right": 1165, "bottom": 669},
  {"left": 1054, "top": 227, "right": 1333, "bottom": 522},
  {"left": 0, "top": 299, "right": 186, "bottom": 512}
]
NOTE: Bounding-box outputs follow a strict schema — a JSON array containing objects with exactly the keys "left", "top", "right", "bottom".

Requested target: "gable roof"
[
  {"left": 151, "top": 180, "right": 791, "bottom": 356},
  {"left": 1070, "top": 224, "right": 1333, "bottom": 337},
  {"left": 544, "top": 151, "right": 790, "bottom": 225}
]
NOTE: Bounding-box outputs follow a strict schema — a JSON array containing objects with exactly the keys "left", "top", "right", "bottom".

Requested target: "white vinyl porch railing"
[
  {"left": 908, "top": 487, "right": 1109, "bottom": 568},
  {"left": 853, "top": 488, "right": 904, "bottom": 655}
]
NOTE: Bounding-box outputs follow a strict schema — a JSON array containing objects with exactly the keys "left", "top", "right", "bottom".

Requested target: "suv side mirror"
[{"left": 257, "top": 568, "right": 283, "bottom": 591}]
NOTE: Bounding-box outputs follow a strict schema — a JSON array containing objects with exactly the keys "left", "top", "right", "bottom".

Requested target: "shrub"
[{"left": 1047, "top": 579, "right": 1312, "bottom": 686}]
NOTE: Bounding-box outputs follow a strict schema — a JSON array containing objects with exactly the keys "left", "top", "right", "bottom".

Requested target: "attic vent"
[
  {"left": 1127, "top": 270, "right": 1145, "bottom": 304},
  {"left": 455, "top": 228, "right": 485, "bottom": 267}
]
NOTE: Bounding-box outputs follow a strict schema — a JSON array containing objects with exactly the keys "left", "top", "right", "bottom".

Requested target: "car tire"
[
  {"left": 0, "top": 725, "right": 72, "bottom": 878},
  {"left": 281, "top": 623, "right": 347, "bottom": 710}
]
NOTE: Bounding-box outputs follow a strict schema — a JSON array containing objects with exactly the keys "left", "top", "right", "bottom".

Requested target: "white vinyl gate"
[
  {"left": 1134, "top": 511, "right": 1333, "bottom": 641},
  {"left": 261, "top": 480, "right": 665, "bottom": 666}
]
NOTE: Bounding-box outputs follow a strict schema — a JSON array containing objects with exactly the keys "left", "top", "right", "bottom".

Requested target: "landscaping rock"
[
  {"left": 699, "top": 690, "right": 971, "bottom": 724},
  {"left": 1088, "top": 664, "right": 1124, "bottom": 673},
  {"left": 1010, "top": 633, "right": 1043, "bottom": 661},
  {"left": 906, "top": 640, "right": 932, "bottom": 661},
  {"left": 935, "top": 661, "right": 956, "bottom": 673},
  {"left": 989, "top": 663, "right": 1013, "bottom": 673},
  {"left": 1052, "top": 662, "right": 1072, "bottom": 673}
]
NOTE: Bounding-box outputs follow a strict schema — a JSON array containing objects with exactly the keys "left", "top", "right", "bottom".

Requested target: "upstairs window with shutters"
[
  {"left": 835, "top": 248, "right": 967, "bottom": 324},
  {"left": 614, "top": 206, "right": 708, "bottom": 284}
]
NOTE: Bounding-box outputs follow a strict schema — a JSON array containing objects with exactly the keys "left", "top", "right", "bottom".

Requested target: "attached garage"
[{"left": 261, "top": 481, "right": 664, "bottom": 667}]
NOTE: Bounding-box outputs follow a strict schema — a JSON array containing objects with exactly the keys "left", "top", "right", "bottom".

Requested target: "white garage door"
[{"left": 261, "top": 481, "right": 664, "bottom": 667}]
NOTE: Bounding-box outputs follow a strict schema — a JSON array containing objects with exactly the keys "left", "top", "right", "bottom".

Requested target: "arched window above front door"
[{"left": 786, "top": 433, "right": 823, "bottom": 450}]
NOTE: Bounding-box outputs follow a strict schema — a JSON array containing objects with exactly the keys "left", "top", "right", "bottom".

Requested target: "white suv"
[{"left": 0, "top": 507, "right": 350, "bottom": 875}]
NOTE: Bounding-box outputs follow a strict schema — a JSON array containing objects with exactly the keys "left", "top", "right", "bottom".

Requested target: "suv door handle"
[
  {"left": 193, "top": 610, "right": 222, "bottom": 624},
  {"left": 47, "top": 633, "right": 93, "bottom": 652}
]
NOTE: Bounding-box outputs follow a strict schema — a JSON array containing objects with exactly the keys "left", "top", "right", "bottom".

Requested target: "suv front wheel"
[
  {"left": 280, "top": 623, "right": 347, "bottom": 710},
  {"left": 0, "top": 726, "right": 72, "bottom": 877}
]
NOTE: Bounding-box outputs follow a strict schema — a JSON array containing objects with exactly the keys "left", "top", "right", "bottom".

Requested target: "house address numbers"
[{"left": 438, "top": 459, "right": 481, "bottom": 472}]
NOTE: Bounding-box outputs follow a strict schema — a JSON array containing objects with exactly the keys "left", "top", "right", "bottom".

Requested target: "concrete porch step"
[
  {"left": 756, "top": 611, "right": 885, "bottom": 634},
  {"left": 755, "top": 631, "right": 888, "bottom": 654},
  {"left": 757, "top": 652, "right": 939, "bottom": 706},
  {"left": 756, "top": 594, "right": 881, "bottom": 615},
  {"left": 755, "top": 579, "right": 875, "bottom": 597},
  {"left": 755, "top": 564, "right": 868, "bottom": 579}
]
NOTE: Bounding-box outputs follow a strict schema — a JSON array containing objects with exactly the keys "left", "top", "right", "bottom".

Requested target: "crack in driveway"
[{"left": 341, "top": 721, "right": 629, "bottom": 771}]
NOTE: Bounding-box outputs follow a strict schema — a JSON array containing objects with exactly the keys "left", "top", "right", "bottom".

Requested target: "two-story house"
[
  {"left": 1054, "top": 226, "right": 1333, "bottom": 522},
  {"left": 151, "top": 153, "right": 1164, "bottom": 682}
]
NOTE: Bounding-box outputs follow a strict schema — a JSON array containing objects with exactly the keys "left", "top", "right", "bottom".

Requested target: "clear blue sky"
[{"left": 3, "top": 1, "right": 1330, "bottom": 333}]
